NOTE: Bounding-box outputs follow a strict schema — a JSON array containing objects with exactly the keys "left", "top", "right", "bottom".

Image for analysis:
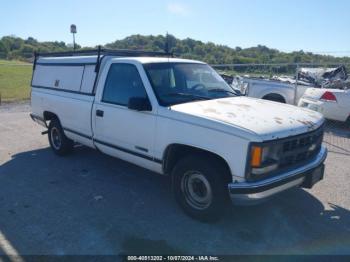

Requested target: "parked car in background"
[
  {"left": 299, "top": 88, "right": 350, "bottom": 125},
  {"left": 231, "top": 66, "right": 349, "bottom": 106},
  {"left": 233, "top": 76, "right": 311, "bottom": 104}
]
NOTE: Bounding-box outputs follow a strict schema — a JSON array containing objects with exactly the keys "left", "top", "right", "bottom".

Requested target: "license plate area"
[{"left": 302, "top": 164, "right": 325, "bottom": 189}]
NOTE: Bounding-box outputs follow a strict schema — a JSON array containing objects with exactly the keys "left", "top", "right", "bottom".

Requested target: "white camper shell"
[{"left": 32, "top": 56, "right": 97, "bottom": 94}]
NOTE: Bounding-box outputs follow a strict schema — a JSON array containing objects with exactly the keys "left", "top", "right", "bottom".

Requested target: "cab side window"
[{"left": 102, "top": 63, "right": 148, "bottom": 106}]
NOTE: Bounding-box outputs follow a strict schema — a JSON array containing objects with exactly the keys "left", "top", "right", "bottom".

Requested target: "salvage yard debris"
[{"left": 298, "top": 66, "right": 349, "bottom": 89}]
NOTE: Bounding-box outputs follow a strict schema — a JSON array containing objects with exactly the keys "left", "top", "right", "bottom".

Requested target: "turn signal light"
[{"left": 251, "top": 146, "right": 262, "bottom": 167}]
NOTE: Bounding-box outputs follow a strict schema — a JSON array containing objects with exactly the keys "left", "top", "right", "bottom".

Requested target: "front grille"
[
  {"left": 247, "top": 125, "right": 324, "bottom": 182},
  {"left": 279, "top": 126, "right": 323, "bottom": 168}
]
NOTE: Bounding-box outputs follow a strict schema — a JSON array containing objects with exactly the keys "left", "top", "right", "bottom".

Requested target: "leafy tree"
[{"left": 1, "top": 34, "right": 349, "bottom": 74}]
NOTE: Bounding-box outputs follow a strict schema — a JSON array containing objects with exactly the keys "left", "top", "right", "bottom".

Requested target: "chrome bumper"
[{"left": 228, "top": 145, "right": 327, "bottom": 205}]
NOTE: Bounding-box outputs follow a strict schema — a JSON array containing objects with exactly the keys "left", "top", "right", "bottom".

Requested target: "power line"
[{"left": 278, "top": 49, "right": 350, "bottom": 54}]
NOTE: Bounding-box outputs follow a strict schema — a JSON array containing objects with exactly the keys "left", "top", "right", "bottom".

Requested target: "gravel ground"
[{"left": 0, "top": 102, "right": 350, "bottom": 255}]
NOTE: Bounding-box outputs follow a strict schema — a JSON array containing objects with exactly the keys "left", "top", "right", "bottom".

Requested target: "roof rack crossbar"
[{"left": 36, "top": 48, "right": 173, "bottom": 58}]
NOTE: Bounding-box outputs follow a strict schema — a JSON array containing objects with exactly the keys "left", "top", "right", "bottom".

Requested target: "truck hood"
[{"left": 170, "top": 97, "right": 324, "bottom": 141}]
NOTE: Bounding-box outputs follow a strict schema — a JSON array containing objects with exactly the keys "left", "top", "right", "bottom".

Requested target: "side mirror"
[{"left": 128, "top": 97, "right": 152, "bottom": 111}]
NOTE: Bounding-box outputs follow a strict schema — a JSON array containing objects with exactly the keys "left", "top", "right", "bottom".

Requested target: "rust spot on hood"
[
  {"left": 297, "top": 119, "right": 317, "bottom": 130},
  {"left": 233, "top": 104, "right": 251, "bottom": 109},
  {"left": 203, "top": 108, "right": 220, "bottom": 114},
  {"left": 226, "top": 112, "right": 237, "bottom": 118},
  {"left": 274, "top": 117, "right": 283, "bottom": 124},
  {"left": 216, "top": 100, "right": 232, "bottom": 105}
]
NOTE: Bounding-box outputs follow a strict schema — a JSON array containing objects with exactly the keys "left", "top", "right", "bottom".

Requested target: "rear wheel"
[
  {"left": 172, "top": 155, "right": 230, "bottom": 222},
  {"left": 48, "top": 119, "right": 73, "bottom": 156}
]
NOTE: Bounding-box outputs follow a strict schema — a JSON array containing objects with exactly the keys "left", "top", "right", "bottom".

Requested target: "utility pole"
[
  {"left": 165, "top": 32, "right": 169, "bottom": 54},
  {"left": 70, "top": 24, "right": 77, "bottom": 51},
  {"left": 294, "top": 63, "right": 299, "bottom": 105}
]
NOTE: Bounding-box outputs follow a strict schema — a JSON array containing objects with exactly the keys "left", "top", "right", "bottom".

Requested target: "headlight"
[{"left": 249, "top": 144, "right": 282, "bottom": 176}]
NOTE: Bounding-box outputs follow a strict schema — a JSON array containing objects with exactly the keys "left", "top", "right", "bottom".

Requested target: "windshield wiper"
[
  {"left": 208, "top": 88, "right": 237, "bottom": 95},
  {"left": 166, "top": 92, "right": 210, "bottom": 100}
]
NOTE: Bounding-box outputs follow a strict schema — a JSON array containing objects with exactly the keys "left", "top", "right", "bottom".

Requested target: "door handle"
[{"left": 96, "top": 109, "right": 104, "bottom": 117}]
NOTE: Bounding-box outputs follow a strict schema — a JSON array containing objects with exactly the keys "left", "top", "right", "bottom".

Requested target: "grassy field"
[{"left": 0, "top": 60, "right": 32, "bottom": 102}]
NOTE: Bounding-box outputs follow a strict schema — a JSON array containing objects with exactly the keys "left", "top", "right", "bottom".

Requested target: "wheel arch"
[
  {"left": 262, "top": 93, "right": 287, "bottom": 103},
  {"left": 162, "top": 143, "right": 233, "bottom": 183},
  {"left": 43, "top": 111, "right": 59, "bottom": 121}
]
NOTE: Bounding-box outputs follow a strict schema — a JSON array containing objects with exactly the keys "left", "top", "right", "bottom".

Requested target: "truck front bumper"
[{"left": 228, "top": 146, "right": 327, "bottom": 205}]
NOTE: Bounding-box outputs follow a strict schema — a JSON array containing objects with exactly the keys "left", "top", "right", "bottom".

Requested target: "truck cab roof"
[{"left": 37, "top": 56, "right": 204, "bottom": 65}]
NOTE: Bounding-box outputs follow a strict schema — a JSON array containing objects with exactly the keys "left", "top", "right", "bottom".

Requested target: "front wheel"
[
  {"left": 48, "top": 119, "right": 73, "bottom": 156},
  {"left": 172, "top": 155, "right": 230, "bottom": 222}
]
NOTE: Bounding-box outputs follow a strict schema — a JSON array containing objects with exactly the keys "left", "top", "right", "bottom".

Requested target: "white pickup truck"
[
  {"left": 233, "top": 66, "right": 348, "bottom": 106},
  {"left": 233, "top": 76, "right": 312, "bottom": 104},
  {"left": 30, "top": 48, "right": 327, "bottom": 222}
]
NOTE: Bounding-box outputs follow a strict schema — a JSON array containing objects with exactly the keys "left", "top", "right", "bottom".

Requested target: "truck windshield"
[{"left": 143, "top": 63, "right": 237, "bottom": 106}]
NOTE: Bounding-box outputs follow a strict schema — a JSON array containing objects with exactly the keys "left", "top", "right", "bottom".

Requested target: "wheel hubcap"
[
  {"left": 181, "top": 171, "right": 212, "bottom": 210},
  {"left": 51, "top": 127, "right": 62, "bottom": 150}
]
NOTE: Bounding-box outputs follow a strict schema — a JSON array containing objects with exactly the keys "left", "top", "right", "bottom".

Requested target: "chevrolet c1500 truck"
[{"left": 30, "top": 48, "right": 327, "bottom": 222}]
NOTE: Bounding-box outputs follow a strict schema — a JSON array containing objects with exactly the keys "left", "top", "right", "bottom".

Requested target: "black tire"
[
  {"left": 48, "top": 118, "right": 73, "bottom": 156},
  {"left": 172, "top": 155, "right": 230, "bottom": 222},
  {"left": 262, "top": 94, "right": 286, "bottom": 103},
  {"left": 346, "top": 116, "right": 350, "bottom": 128}
]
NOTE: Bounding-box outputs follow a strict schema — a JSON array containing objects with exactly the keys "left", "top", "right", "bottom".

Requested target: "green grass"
[{"left": 0, "top": 60, "right": 32, "bottom": 101}]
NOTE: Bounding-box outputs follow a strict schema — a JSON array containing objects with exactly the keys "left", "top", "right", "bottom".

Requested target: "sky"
[{"left": 1, "top": 0, "right": 350, "bottom": 56}]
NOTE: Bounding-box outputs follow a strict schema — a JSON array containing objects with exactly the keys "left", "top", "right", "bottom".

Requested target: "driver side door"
[{"left": 93, "top": 63, "right": 158, "bottom": 171}]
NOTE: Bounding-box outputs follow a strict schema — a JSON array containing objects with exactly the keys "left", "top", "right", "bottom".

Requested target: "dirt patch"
[
  {"left": 226, "top": 112, "right": 237, "bottom": 118},
  {"left": 233, "top": 104, "right": 251, "bottom": 109},
  {"left": 0, "top": 100, "right": 30, "bottom": 113}
]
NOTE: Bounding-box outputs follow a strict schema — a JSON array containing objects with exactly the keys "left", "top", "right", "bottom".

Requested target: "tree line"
[{"left": 1, "top": 34, "right": 349, "bottom": 67}]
